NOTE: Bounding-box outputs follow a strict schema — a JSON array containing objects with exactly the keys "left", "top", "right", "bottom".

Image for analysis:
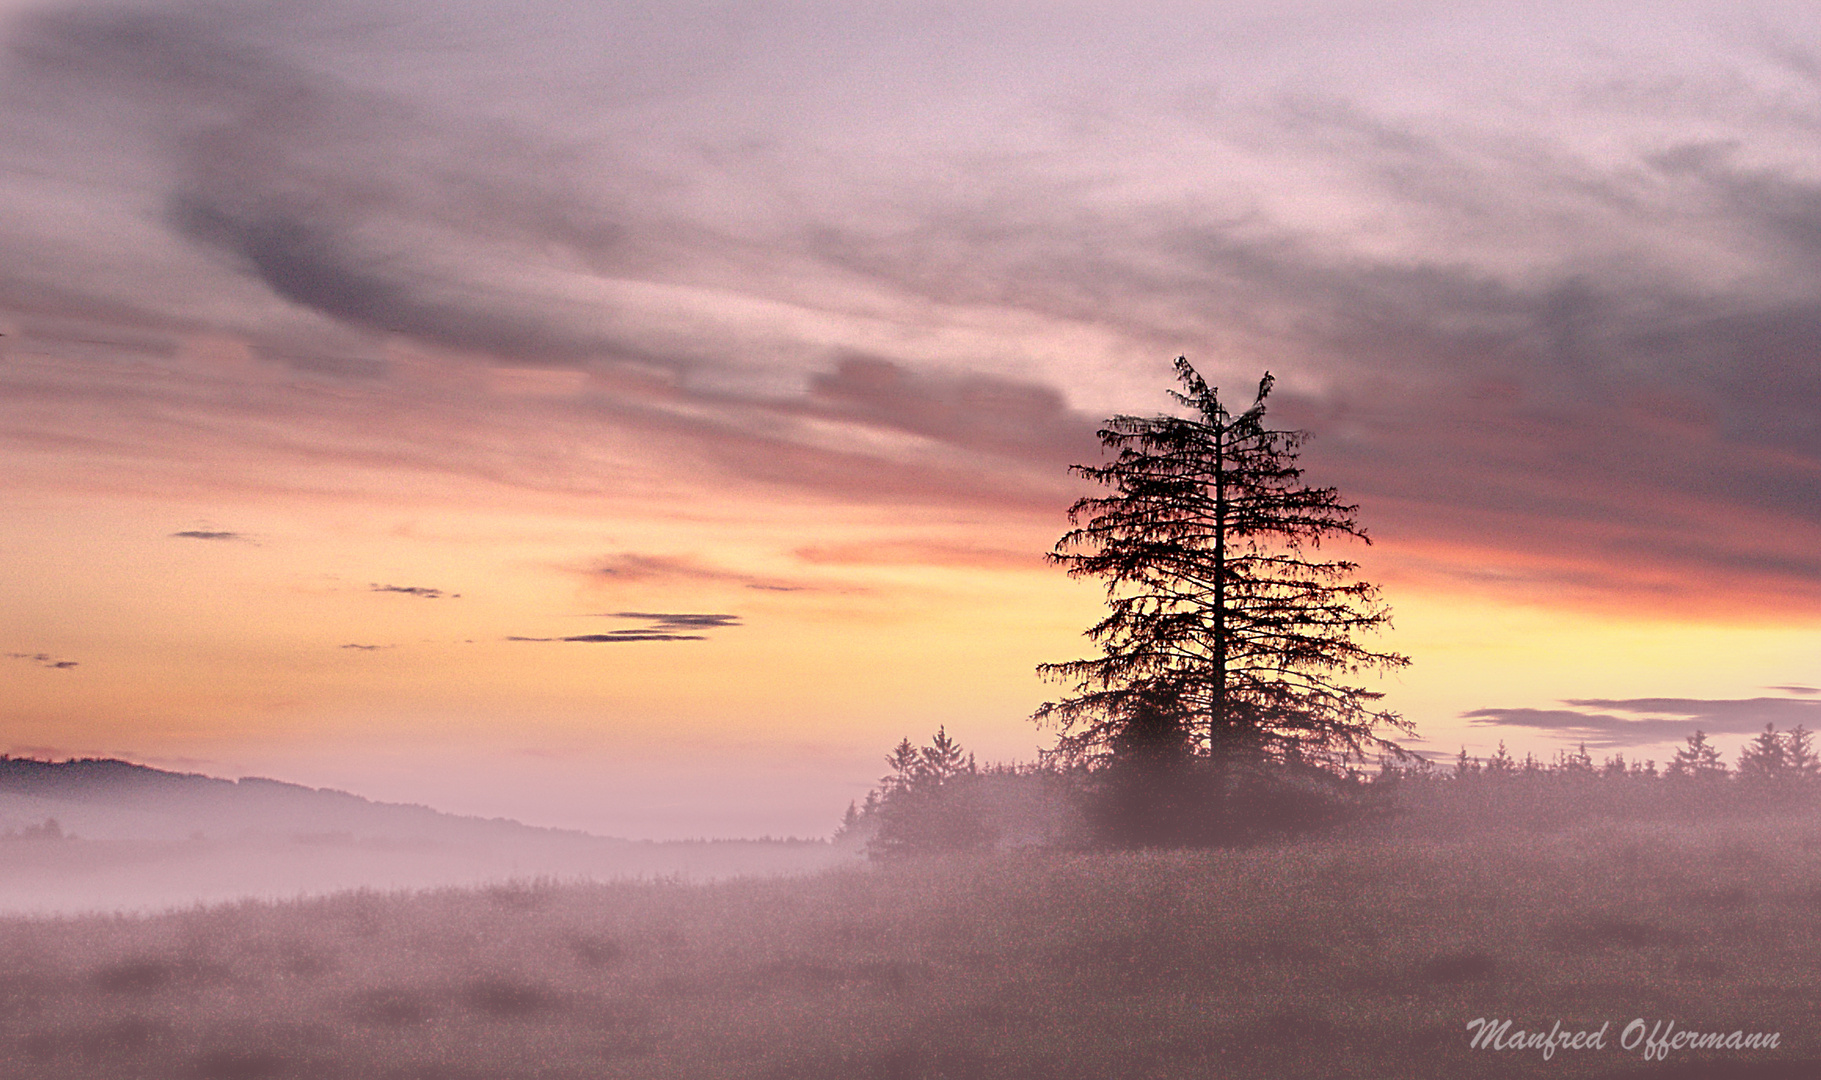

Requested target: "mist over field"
[{"left": 5, "top": 755, "right": 1821, "bottom": 1078}]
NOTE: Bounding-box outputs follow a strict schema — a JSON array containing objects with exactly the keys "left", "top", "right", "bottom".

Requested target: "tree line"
[
  {"left": 1444, "top": 725, "right": 1820, "bottom": 783},
  {"left": 842, "top": 723, "right": 1821, "bottom": 858}
]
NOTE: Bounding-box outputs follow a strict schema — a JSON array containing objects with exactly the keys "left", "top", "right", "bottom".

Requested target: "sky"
[{"left": 6, "top": 0, "right": 1821, "bottom": 838}]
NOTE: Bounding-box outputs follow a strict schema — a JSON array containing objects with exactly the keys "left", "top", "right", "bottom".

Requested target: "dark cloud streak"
[
  {"left": 507, "top": 634, "right": 708, "bottom": 643},
  {"left": 5, "top": 652, "right": 78, "bottom": 670},
  {"left": 596, "top": 612, "right": 741, "bottom": 630},
  {"left": 369, "top": 585, "right": 456, "bottom": 599},
  {"left": 564, "top": 633, "right": 706, "bottom": 643},
  {"left": 1465, "top": 695, "right": 1821, "bottom": 747},
  {"left": 513, "top": 611, "right": 740, "bottom": 644},
  {"left": 8, "top": 6, "right": 647, "bottom": 363}
]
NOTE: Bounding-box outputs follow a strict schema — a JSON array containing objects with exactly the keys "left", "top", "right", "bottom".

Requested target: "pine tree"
[
  {"left": 1035, "top": 357, "right": 1411, "bottom": 774},
  {"left": 1668, "top": 729, "right": 1727, "bottom": 780},
  {"left": 1556, "top": 743, "right": 1595, "bottom": 778},
  {"left": 1485, "top": 741, "right": 1517, "bottom": 775},
  {"left": 866, "top": 728, "right": 990, "bottom": 858},
  {"left": 1736, "top": 724, "right": 1789, "bottom": 782},
  {"left": 1785, "top": 726, "right": 1820, "bottom": 779}
]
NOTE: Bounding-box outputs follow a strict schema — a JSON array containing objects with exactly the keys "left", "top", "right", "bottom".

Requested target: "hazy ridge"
[{"left": 0, "top": 758, "right": 854, "bottom": 914}]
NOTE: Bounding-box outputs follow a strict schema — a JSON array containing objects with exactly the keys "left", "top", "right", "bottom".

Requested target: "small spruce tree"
[
  {"left": 865, "top": 728, "right": 993, "bottom": 858},
  {"left": 1785, "top": 726, "right": 1820, "bottom": 779},
  {"left": 1736, "top": 724, "right": 1789, "bottom": 782},
  {"left": 1668, "top": 730, "right": 1727, "bottom": 780}
]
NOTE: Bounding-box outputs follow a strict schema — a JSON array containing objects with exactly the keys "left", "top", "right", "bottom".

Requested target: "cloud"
[
  {"left": 511, "top": 611, "right": 739, "bottom": 644},
  {"left": 795, "top": 539, "right": 1041, "bottom": 571},
  {"left": 1464, "top": 695, "right": 1821, "bottom": 747},
  {"left": 339, "top": 643, "right": 390, "bottom": 651},
  {"left": 169, "top": 529, "right": 249, "bottom": 542},
  {"left": 586, "top": 554, "right": 822, "bottom": 594},
  {"left": 570, "top": 633, "right": 706, "bottom": 643},
  {"left": 7, "top": 6, "right": 644, "bottom": 362},
  {"left": 5, "top": 652, "right": 78, "bottom": 670},
  {"left": 507, "top": 634, "right": 707, "bottom": 644},
  {"left": 595, "top": 612, "right": 741, "bottom": 631},
  {"left": 8, "top": 0, "right": 1821, "bottom": 617},
  {"left": 797, "top": 355, "right": 1099, "bottom": 468},
  {"left": 369, "top": 584, "right": 456, "bottom": 599}
]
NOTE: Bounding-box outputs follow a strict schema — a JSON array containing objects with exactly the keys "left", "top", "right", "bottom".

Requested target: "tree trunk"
[{"left": 1211, "top": 422, "right": 1227, "bottom": 754}]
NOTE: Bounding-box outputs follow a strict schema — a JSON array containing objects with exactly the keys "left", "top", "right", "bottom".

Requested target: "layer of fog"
[{"left": 0, "top": 762, "right": 854, "bottom": 915}]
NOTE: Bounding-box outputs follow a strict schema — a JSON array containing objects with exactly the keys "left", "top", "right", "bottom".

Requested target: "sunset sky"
[{"left": 6, "top": 0, "right": 1821, "bottom": 837}]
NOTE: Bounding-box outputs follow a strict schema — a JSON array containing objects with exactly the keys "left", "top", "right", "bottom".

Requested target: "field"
[{"left": 4, "top": 810, "right": 1820, "bottom": 1080}]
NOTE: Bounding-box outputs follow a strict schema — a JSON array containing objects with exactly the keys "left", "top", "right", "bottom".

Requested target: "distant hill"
[
  {"left": 0, "top": 757, "right": 856, "bottom": 914},
  {"left": 0, "top": 756, "right": 598, "bottom": 843}
]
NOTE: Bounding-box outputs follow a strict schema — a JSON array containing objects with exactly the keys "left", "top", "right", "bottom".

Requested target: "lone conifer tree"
[{"left": 1036, "top": 357, "right": 1410, "bottom": 776}]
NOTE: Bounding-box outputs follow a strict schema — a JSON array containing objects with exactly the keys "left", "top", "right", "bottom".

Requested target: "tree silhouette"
[
  {"left": 1668, "top": 729, "right": 1727, "bottom": 780},
  {"left": 1737, "top": 724, "right": 1821, "bottom": 783},
  {"left": 1736, "top": 724, "right": 1788, "bottom": 781},
  {"left": 1035, "top": 358, "right": 1410, "bottom": 839},
  {"left": 1788, "top": 726, "right": 1821, "bottom": 778},
  {"left": 865, "top": 728, "right": 993, "bottom": 858}
]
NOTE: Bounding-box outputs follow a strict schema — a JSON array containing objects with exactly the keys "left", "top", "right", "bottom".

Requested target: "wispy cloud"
[
  {"left": 593, "top": 612, "right": 741, "bottom": 631},
  {"left": 369, "top": 584, "right": 458, "bottom": 599},
  {"left": 7, "top": 5, "right": 642, "bottom": 363},
  {"left": 5, "top": 652, "right": 78, "bottom": 670},
  {"left": 1465, "top": 695, "right": 1821, "bottom": 747},
  {"left": 508, "top": 634, "right": 707, "bottom": 644},
  {"left": 796, "top": 539, "right": 1041, "bottom": 571},
  {"left": 512, "top": 611, "right": 740, "bottom": 644},
  {"left": 339, "top": 643, "right": 391, "bottom": 651},
  {"left": 169, "top": 529, "right": 250, "bottom": 542},
  {"left": 586, "top": 554, "right": 820, "bottom": 594},
  {"left": 5, "top": 0, "right": 1821, "bottom": 618}
]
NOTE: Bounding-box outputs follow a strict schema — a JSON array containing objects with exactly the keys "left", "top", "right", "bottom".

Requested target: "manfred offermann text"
[{"left": 1466, "top": 1018, "right": 1781, "bottom": 1061}]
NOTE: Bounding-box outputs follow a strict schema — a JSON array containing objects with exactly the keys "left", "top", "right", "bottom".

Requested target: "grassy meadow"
[{"left": 4, "top": 810, "right": 1820, "bottom": 1079}]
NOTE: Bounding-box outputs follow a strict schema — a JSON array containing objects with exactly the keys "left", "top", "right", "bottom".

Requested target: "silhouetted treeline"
[
  {"left": 1375, "top": 725, "right": 1821, "bottom": 834},
  {"left": 844, "top": 729, "right": 1393, "bottom": 856},
  {"left": 848, "top": 725, "right": 1821, "bottom": 855},
  {"left": 838, "top": 730, "right": 1088, "bottom": 858}
]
